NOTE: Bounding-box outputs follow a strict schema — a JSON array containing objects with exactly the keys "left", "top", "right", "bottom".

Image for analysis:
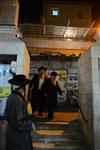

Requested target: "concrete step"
[
  {"left": 33, "top": 130, "right": 81, "bottom": 137},
  {"left": 32, "top": 148, "right": 87, "bottom": 150},
  {"left": 33, "top": 120, "right": 80, "bottom": 130},
  {"left": 32, "top": 134, "right": 82, "bottom": 142},
  {"left": 32, "top": 142, "right": 87, "bottom": 149},
  {"left": 32, "top": 117, "right": 88, "bottom": 150}
]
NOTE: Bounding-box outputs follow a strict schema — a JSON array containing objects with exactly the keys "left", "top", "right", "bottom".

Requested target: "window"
[{"left": 51, "top": 8, "right": 60, "bottom": 16}]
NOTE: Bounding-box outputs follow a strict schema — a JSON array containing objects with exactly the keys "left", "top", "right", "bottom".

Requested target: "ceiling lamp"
[{"left": 66, "top": 38, "right": 72, "bottom": 41}]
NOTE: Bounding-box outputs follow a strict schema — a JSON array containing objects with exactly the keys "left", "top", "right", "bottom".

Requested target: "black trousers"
[{"left": 30, "top": 89, "right": 45, "bottom": 115}]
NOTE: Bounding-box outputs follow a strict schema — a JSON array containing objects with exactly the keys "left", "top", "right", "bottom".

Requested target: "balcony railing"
[{"left": 19, "top": 23, "right": 100, "bottom": 41}]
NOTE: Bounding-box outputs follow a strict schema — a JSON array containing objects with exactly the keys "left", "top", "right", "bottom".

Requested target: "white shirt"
[{"left": 38, "top": 78, "right": 44, "bottom": 89}]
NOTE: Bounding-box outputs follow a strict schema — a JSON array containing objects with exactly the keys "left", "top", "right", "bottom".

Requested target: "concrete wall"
[
  {"left": 0, "top": 0, "right": 30, "bottom": 76},
  {"left": 78, "top": 48, "right": 93, "bottom": 149},
  {"left": 0, "top": 0, "right": 19, "bottom": 26},
  {"left": 0, "top": 32, "right": 30, "bottom": 77},
  {"left": 78, "top": 41, "right": 100, "bottom": 150},
  {"left": 45, "top": 2, "right": 91, "bottom": 27}
]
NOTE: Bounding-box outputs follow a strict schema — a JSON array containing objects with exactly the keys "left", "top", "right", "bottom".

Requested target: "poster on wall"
[
  {"left": 0, "top": 64, "right": 12, "bottom": 117},
  {"left": 67, "top": 73, "right": 78, "bottom": 90},
  {"left": 47, "top": 70, "right": 67, "bottom": 102},
  {"left": 67, "top": 68, "right": 79, "bottom": 104}
]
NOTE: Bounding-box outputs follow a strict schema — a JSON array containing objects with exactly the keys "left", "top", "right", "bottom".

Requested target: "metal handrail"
[{"left": 19, "top": 23, "right": 97, "bottom": 41}]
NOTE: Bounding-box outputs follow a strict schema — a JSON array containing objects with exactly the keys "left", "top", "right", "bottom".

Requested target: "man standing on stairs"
[
  {"left": 43, "top": 71, "right": 62, "bottom": 120},
  {"left": 29, "top": 66, "right": 47, "bottom": 117}
]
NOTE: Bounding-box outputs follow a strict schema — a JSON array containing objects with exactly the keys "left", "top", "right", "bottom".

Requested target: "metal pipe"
[{"left": 83, "top": 21, "right": 95, "bottom": 37}]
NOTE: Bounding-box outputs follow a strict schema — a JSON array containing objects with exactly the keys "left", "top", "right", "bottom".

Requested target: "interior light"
[
  {"left": 66, "top": 38, "right": 72, "bottom": 41},
  {"left": 52, "top": 10, "right": 58, "bottom": 16},
  {"left": 51, "top": 8, "right": 60, "bottom": 16}
]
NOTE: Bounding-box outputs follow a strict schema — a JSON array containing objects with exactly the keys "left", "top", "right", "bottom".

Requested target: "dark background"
[
  {"left": 18, "top": 0, "right": 100, "bottom": 26},
  {"left": 18, "top": 0, "right": 43, "bottom": 23}
]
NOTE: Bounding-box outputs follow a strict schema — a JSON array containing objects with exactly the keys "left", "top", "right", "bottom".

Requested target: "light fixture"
[{"left": 66, "top": 38, "right": 72, "bottom": 41}]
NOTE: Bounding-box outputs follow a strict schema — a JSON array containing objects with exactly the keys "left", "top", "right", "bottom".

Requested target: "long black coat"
[
  {"left": 43, "top": 78, "right": 62, "bottom": 109},
  {"left": 29, "top": 74, "right": 47, "bottom": 109},
  {"left": 6, "top": 91, "right": 33, "bottom": 150}
]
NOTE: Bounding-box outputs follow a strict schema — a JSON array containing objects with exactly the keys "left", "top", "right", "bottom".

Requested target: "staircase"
[{"left": 31, "top": 116, "right": 88, "bottom": 150}]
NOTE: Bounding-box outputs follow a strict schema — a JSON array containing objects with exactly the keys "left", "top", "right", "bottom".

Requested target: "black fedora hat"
[
  {"left": 51, "top": 71, "right": 58, "bottom": 76},
  {"left": 38, "top": 66, "right": 46, "bottom": 71},
  {"left": 8, "top": 74, "right": 30, "bottom": 87}
]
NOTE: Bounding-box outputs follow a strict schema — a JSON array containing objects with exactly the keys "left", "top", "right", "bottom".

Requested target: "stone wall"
[{"left": 78, "top": 41, "right": 100, "bottom": 150}]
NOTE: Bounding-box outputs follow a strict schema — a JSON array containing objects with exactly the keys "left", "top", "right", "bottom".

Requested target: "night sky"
[
  {"left": 18, "top": 0, "right": 100, "bottom": 25},
  {"left": 18, "top": 0, "right": 43, "bottom": 23}
]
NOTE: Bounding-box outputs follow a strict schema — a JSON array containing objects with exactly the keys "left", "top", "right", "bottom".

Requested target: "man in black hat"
[
  {"left": 29, "top": 66, "right": 47, "bottom": 117},
  {"left": 43, "top": 71, "right": 62, "bottom": 120},
  {"left": 6, "top": 74, "right": 33, "bottom": 150}
]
